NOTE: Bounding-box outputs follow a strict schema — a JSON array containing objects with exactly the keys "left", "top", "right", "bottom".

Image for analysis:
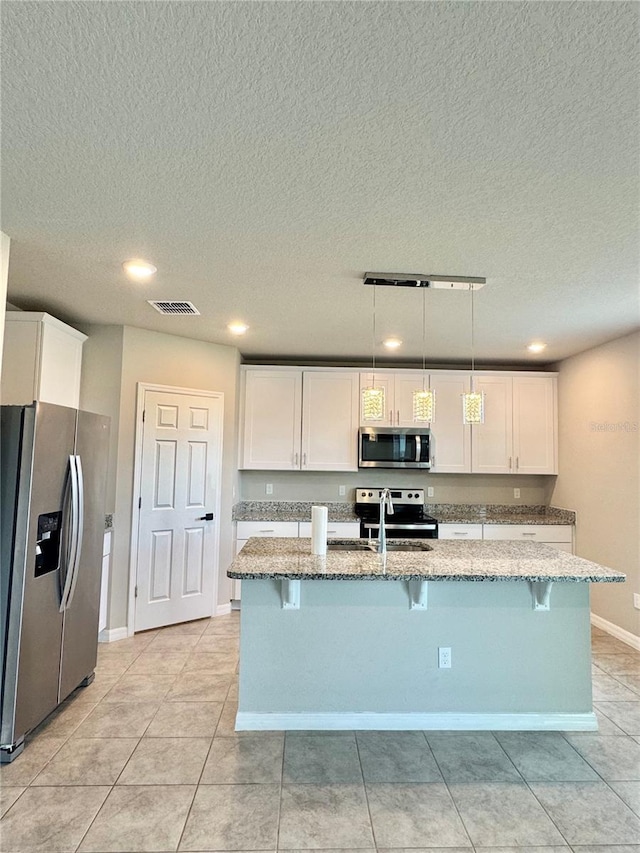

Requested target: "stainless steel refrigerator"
[{"left": 1, "top": 401, "right": 110, "bottom": 762}]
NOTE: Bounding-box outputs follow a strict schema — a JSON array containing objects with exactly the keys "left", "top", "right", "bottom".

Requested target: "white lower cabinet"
[
  {"left": 438, "top": 523, "right": 483, "bottom": 540},
  {"left": 483, "top": 524, "right": 574, "bottom": 553},
  {"left": 298, "top": 521, "right": 359, "bottom": 538}
]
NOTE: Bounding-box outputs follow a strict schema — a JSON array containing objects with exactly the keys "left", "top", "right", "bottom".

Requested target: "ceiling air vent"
[{"left": 148, "top": 300, "right": 200, "bottom": 316}]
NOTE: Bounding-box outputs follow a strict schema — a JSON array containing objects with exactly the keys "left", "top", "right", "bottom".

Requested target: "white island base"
[{"left": 236, "top": 577, "right": 597, "bottom": 732}]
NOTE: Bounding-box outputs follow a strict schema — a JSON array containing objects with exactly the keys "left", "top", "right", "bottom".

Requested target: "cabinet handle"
[
  {"left": 294, "top": 452, "right": 299, "bottom": 467},
  {"left": 389, "top": 411, "right": 393, "bottom": 426},
  {"left": 302, "top": 452, "right": 307, "bottom": 467},
  {"left": 453, "top": 531, "right": 469, "bottom": 536},
  {"left": 397, "top": 409, "right": 400, "bottom": 425},
  {"left": 260, "top": 529, "right": 275, "bottom": 534},
  {"left": 522, "top": 532, "right": 536, "bottom": 537},
  {"left": 516, "top": 456, "right": 519, "bottom": 471},
  {"left": 508, "top": 456, "right": 512, "bottom": 470}
]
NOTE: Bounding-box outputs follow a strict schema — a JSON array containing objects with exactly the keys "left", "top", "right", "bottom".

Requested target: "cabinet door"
[
  {"left": 359, "top": 373, "right": 393, "bottom": 426},
  {"left": 471, "top": 375, "right": 513, "bottom": 474},
  {"left": 394, "top": 373, "right": 429, "bottom": 427},
  {"left": 512, "top": 376, "right": 557, "bottom": 474},
  {"left": 438, "top": 523, "right": 483, "bottom": 540},
  {"left": 429, "top": 373, "right": 471, "bottom": 473},
  {"left": 241, "top": 370, "right": 302, "bottom": 469},
  {"left": 301, "top": 372, "right": 359, "bottom": 471}
]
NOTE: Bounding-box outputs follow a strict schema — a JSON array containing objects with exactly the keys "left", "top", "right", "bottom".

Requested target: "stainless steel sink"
[
  {"left": 384, "top": 542, "right": 433, "bottom": 552},
  {"left": 327, "top": 540, "right": 376, "bottom": 552},
  {"left": 326, "top": 540, "right": 432, "bottom": 553}
]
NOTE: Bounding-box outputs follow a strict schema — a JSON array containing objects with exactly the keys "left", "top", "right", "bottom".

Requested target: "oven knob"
[
  {"left": 408, "top": 493, "right": 413, "bottom": 498},
  {"left": 368, "top": 492, "right": 373, "bottom": 497}
]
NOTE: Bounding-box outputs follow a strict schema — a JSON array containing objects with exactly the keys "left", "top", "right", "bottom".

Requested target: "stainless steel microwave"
[{"left": 358, "top": 427, "right": 432, "bottom": 469}]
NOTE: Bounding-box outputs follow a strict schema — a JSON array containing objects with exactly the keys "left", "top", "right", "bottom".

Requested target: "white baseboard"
[
  {"left": 591, "top": 612, "right": 640, "bottom": 651},
  {"left": 235, "top": 711, "right": 598, "bottom": 732},
  {"left": 98, "top": 626, "right": 129, "bottom": 644},
  {"left": 215, "top": 603, "right": 232, "bottom": 617}
]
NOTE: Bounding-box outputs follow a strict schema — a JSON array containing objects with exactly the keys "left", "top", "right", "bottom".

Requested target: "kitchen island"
[{"left": 228, "top": 538, "right": 624, "bottom": 732}]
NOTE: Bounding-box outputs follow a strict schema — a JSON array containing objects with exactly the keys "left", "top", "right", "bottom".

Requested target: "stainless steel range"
[{"left": 355, "top": 488, "right": 438, "bottom": 539}]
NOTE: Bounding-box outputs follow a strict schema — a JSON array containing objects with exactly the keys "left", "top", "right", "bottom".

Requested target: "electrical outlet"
[
  {"left": 438, "top": 647, "right": 452, "bottom": 669},
  {"left": 634, "top": 593, "right": 640, "bottom": 610},
  {"left": 427, "top": 487, "right": 435, "bottom": 498},
  {"left": 265, "top": 483, "right": 273, "bottom": 495},
  {"left": 339, "top": 485, "right": 346, "bottom": 496},
  {"left": 514, "top": 488, "right": 521, "bottom": 499}
]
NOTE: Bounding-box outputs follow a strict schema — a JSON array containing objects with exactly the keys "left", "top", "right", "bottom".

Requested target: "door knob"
[{"left": 197, "top": 513, "right": 214, "bottom": 521}]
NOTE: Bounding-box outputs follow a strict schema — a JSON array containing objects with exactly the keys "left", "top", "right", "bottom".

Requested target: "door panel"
[
  {"left": 59, "top": 410, "right": 109, "bottom": 701},
  {"left": 135, "top": 391, "right": 223, "bottom": 631}
]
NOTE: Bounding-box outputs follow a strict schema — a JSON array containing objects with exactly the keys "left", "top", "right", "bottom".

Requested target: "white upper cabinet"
[
  {"left": 1, "top": 312, "right": 87, "bottom": 408},
  {"left": 512, "top": 375, "right": 557, "bottom": 474},
  {"left": 359, "top": 372, "right": 425, "bottom": 426},
  {"left": 301, "top": 371, "right": 359, "bottom": 471},
  {"left": 240, "top": 368, "right": 359, "bottom": 471},
  {"left": 429, "top": 372, "right": 472, "bottom": 473},
  {"left": 471, "top": 374, "right": 557, "bottom": 475},
  {"left": 471, "top": 374, "right": 514, "bottom": 474},
  {"left": 241, "top": 369, "right": 302, "bottom": 469},
  {"left": 241, "top": 367, "right": 557, "bottom": 475}
]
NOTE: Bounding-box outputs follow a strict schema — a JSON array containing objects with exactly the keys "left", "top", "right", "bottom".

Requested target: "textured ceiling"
[{"left": 2, "top": 1, "right": 638, "bottom": 365}]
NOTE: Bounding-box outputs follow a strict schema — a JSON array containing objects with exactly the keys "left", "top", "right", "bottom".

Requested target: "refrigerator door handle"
[
  {"left": 59, "top": 455, "right": 80, "bottom": 613},
  {"left": 65, "top": 455, "right": 84, "bottom": 610}
]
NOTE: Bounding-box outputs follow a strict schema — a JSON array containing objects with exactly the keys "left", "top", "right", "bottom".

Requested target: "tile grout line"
[
  {"left": 354, "top": 731, "right": 380, "bottom": 850},
  {"left": 423, "top": 729, "right": 476, "bottom": 848}
]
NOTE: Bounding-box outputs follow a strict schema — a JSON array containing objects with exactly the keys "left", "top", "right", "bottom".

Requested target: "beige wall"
[
  {"left": 78, "top": 325, "right": 124, "bottom": 514},
  {"left": 552, "top": 330, "right": 640, "bottom": 637},
  {"left": 240, "top": 470, "right": 554, "bottom": 506},
  {"left": 0, "top": 233, "right": 10, "bottom": 367},
  {"left": 80, "top": 325, "right": 240, "bottom": 631}
]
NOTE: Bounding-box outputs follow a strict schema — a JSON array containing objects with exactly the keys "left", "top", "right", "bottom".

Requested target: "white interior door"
[{"left": 135, "top": 389, "right": 223, "bottom": 631}]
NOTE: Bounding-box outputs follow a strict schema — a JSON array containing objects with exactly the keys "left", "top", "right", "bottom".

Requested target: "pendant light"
[
  {"left": 412, "top": 287, "right": 435, "bottom": 422},
  {"left": 361, "top": 282, "right": 386, "bottom": 421},
  {"left": 462, "top": 283, "right": 485, "bottom": 425}
]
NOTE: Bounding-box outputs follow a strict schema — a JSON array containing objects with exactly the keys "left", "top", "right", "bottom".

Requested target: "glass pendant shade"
[
  {"left": 413, "top": 389, "right": 435, "bottom": 423},
  {"left": 462, "top": 391, "right": 485, "bottom": 425},
  {"left": 362, "top": 386, "right": 385, "bottom": 421}
]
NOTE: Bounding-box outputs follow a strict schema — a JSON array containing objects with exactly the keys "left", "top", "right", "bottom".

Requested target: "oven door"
[
  {"left": 359, "top": 428, "right": 431, "bottom": 469},
  {"left": 360, "top": 522, "right": 438, "bottom": 539}
]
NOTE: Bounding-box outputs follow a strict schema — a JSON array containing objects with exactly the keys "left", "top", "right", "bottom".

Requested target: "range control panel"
[{"left": 356, "top": 488, "right": 425, "bottom": 506}]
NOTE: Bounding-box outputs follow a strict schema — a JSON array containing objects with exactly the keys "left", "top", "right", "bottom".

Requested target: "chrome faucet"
[{"left": 378, "top": 488, "right": 394, "bottom": 554}]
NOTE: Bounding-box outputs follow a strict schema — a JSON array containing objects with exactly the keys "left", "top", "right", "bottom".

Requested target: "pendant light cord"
[
  {"left": 372, "top": 283, "right": 377, "bottom": 384},
  {"left": 422, "top": 286, "right": 427, "bottom": 391},
  {"left": 470, "top": 283, "right": 476, "bottom": 391}
]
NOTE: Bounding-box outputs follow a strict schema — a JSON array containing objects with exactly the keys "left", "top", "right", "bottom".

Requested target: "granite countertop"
[
  {"left": 234, "top": 501, "right": 359, "bottom": 522},
  {"left": 232, "top": 501, "right": 575, "bottom": 525},
  {"left": 431, "top": 505, "right": 576, "bottom": 525},
  {"left": 228, "top": 538, "right": 624, "bottom": 584}
]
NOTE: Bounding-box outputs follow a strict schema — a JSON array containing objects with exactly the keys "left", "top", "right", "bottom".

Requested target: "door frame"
[{"left": 127, "top": 382, "right": 224, "bottom": 636}]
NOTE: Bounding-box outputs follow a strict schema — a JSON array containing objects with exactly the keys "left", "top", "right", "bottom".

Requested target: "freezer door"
[
  {"left": 59, "top": 411, "right": 110, "bottom": 701},
  {"left": 4, "top": 403, "right": 76, "bottom": 745}
]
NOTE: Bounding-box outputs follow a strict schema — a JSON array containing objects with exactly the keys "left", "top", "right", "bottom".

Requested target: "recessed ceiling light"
[
  {"left": 228, "top": 322, "right": 249, "bottom": 335},
  {"left": 383, "top": 338, "right": 402, "bottom": 349},
  {"left": 527, "top": 342, "right": 547, "bottom": 353},
  {"left": 122, "top": 259, "right": 157, "bottom": 281}
]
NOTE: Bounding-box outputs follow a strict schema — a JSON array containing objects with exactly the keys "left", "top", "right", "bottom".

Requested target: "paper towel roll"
[{"left": 311, "top": 505, "right": 328, "bottom": 555}]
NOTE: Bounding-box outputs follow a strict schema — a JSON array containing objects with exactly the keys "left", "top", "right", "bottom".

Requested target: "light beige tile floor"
[{"left": 1, "top": 616, "right": 640, "bottom": 852}]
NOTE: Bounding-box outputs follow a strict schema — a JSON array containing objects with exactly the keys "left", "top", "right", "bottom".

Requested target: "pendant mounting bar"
[{"left": 363, "top": 273, "right": 486, "bottom": 290}]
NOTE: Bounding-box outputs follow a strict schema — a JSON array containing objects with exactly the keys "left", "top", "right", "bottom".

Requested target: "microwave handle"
[{"left": 415, "top": 435, "right": 421, "bottom": 463}]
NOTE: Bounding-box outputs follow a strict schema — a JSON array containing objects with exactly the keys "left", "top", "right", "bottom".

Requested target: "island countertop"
[{"left": 228, "top": 537, "right": 625, "bottom": 584}]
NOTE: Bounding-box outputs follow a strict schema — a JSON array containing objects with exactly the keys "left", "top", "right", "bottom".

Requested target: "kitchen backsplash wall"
[{"left": 239, "top": 470, "right": 555, "bottom": 505}]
